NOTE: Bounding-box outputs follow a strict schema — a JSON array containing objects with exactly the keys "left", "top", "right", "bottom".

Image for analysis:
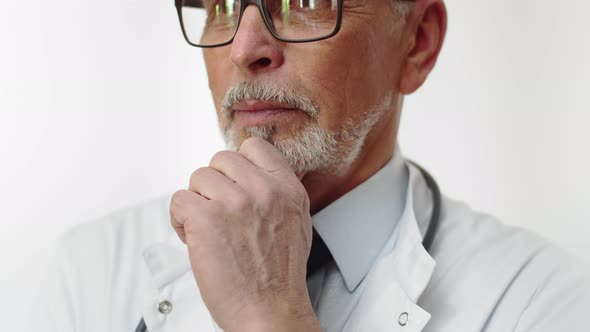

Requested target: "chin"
[{"left": 222, "top": 123, "right": 345, "bottom": 175}]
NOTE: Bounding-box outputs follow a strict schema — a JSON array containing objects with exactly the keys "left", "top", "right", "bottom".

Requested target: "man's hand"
[{"left": 170, "top": 137, "right": 321, "bottom": 331}]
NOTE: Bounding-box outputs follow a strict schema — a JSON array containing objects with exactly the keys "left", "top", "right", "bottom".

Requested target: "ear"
[{"left": 399, "top": 0, "right": 447, "bottom": 95}]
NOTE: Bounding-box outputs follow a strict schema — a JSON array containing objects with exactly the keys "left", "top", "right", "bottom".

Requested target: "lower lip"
[{"left": 233, "top": 109, "right": 298, "bottom": 125}]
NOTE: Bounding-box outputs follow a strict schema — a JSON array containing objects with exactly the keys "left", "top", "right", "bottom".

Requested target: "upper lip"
[{"left": 232, "top": 100, "right": 297, "bottom": 112}]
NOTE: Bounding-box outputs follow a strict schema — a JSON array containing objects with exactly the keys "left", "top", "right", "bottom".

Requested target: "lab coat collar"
[
  {"left": 388, "top": 162, "right": 437, "bottom": 302},
  {"left": 142, "top": 232, "right": 190, "bottom": 289},
  {"left": 312, "top": 146, "right": 409, "bottom": 292},
  {"left": 141, "top": 232, "right": 217, "bottom": 330},
  {"left": 341, "top": 163, "right": 436, "bottom": 331},
  {"left": 141, "top": 162, "right": 436, "bottom": 331}
]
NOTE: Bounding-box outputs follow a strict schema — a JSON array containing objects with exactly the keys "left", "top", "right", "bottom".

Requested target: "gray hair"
[{"left": 392, "top": 0, "right": 415, "bottom": 22}]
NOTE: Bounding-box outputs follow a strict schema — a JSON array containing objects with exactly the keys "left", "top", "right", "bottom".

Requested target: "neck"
[{"left": 301, "top": 110, "right": 399, "bottom": 215}]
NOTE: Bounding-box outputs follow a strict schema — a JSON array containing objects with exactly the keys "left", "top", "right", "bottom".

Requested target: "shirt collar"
[{"left": 312, "top": 146, "right": 409, "bottom": 292}]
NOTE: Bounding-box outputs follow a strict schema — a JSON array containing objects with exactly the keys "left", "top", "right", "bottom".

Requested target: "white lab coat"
[{"left": 32, "top": 163, "right": 590, "bottom": 331}]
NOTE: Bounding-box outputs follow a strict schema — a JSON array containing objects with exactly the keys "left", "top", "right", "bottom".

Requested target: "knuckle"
[
  {"left": 182, "top": 214, "right": 198, "bottom": 233},
  {"left": 207, "top": 202, "right": 224, "bottom": 220},
  {"left": 190, "top": 167, "right": 212, "bottom": 183},
  {"left": 170, "top": 189, "right": 190, "bottom": 209},
  {"left": 196, "top": 202, "right": 224, "bottom": 229},
  {"left": 210, "top": 150, "right": 234, "bottom": 166},
  {"left": 230, "top": 191, "right": 252, "bottom": 211},
  {"left": 170, "top": 190, "right": 192, "bottom": 228}
]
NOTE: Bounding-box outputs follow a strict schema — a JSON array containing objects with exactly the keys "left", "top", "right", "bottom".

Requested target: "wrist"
[
  {"left": 238, "top": 316, "right": 321, "bottom": 332},
  {"left": 225, "top": 299, "right": 321, "bottom": 332}
]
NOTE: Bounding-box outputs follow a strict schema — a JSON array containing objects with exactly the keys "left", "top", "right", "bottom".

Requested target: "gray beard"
[
  {"left": 221, "top": 110, "right": 381, "bottom": 176},
  {"left": 218, "top": 81, "right": 389, "bottom": 176}
]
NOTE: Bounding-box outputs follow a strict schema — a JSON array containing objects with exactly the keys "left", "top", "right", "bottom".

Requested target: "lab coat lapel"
[
  {"left": 141, "top": 233, "right": 220, "bottom": 332},
  {"left": 342, "top": 164, "right": 437, "bottom": 332}
]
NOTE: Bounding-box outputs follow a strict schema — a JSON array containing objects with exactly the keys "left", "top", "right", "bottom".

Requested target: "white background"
[{"left": 1, "top": 0, "right": 589, "bottom": 329}]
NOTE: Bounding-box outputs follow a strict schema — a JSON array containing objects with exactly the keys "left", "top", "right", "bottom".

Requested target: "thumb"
[{"left": 238, "top": 137, "right": 294, "bottom": 176}]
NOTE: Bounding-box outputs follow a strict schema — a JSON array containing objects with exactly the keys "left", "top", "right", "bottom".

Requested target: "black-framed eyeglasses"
[{"left": 174, "top": 0, "right": 344, "bottom": 48}]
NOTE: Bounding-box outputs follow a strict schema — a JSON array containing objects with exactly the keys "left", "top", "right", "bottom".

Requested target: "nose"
[{"left": 230, "top": 5, "right": 285, "bottom": 73}]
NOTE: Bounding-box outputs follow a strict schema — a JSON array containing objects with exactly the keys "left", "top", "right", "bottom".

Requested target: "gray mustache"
[{"left": 221, "top": 81, "right": 319, "bottom": 119}]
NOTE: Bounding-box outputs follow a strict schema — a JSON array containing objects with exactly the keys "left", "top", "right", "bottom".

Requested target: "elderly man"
[{"left": 37, "top": 0, "right": 590, "bottom": 331}]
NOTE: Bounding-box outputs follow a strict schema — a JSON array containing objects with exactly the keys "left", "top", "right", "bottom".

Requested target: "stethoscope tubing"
[{"left": 408, "top": 160, "right": 441, "bottom": 253}]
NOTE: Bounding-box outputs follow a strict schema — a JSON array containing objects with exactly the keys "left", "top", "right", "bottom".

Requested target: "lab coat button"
[
  {"left": 398, "top": 312, "right": 409, "bottom": 326},
  {"left": 158, "top": 300, "right": 173, "bottom": 314}
]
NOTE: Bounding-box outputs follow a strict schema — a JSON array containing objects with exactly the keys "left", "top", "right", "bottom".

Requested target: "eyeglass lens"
[{"left": 180, "top": 0, "right": 339, "bottom": 46}]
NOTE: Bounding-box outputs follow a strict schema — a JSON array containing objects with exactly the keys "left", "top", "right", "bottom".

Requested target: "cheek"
[
  {"left": 328, "top": 26, "right": 400, "bottom": 111},
  {"left": 203, "top": 48, "right": 232, "bottom": 109},
  {"left": 289, "top": 44, "right": 354, "bottom": 128},
  {"left": 295, "top": 31, "right": 383, "bottom": 129}
]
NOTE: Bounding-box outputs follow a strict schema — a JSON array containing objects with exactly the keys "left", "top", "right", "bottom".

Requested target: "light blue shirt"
[{"left": 308, "top": 147, "right": 409, "bottom": 332}]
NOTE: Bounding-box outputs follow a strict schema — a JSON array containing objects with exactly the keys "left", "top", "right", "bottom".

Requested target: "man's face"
[{"left": 203, "top": 0, "right": 408, "bottom": 175}]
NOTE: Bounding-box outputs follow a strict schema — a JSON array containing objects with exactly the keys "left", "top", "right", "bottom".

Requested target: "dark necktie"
[{"left": 306, "top": 228, "right": 334, "bottom": 278}]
